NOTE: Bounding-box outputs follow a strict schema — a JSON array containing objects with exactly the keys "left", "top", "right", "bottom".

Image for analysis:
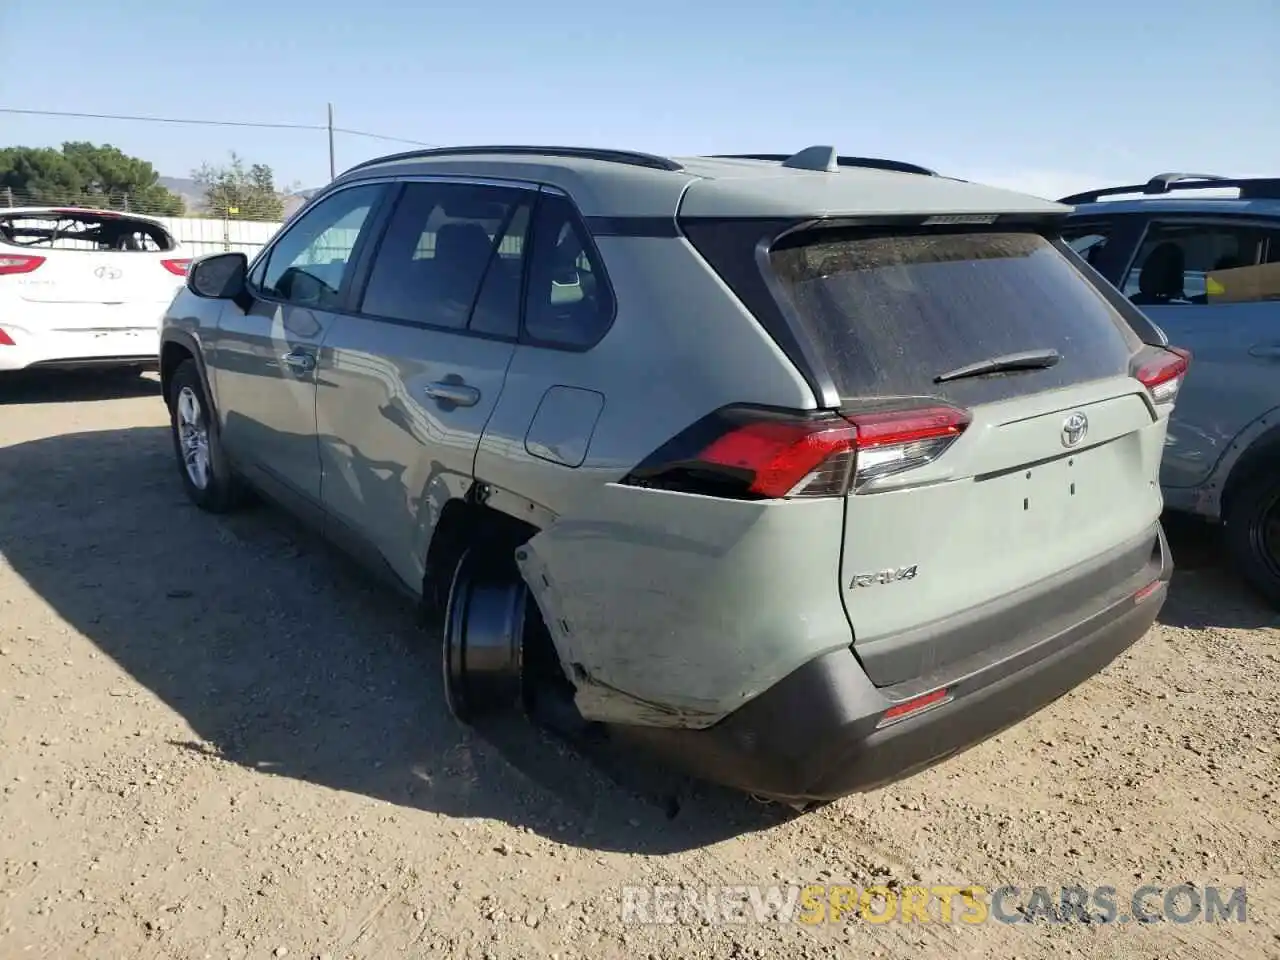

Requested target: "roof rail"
[
  {"left": 710, "top": 149, "right": 938, "bottom": 177},
  {"left": 1059, "top": 173, "right": 1280, "bottom": 205},
  {"left": 343, "top": 144, "right": 684, "bottom": 176}
]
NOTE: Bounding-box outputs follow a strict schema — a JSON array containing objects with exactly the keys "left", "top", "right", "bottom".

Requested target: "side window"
[
  {"left": 258, "top": 184, "right": 384, "bottom": 309},
  {"left": 1122, "top": 222, "right": 1270, "bottom": 306},
  {"left": 359, "top": 181, "right": 532, "bottom": 333},
  {"left": 1061, "top": 223, "right": 1113, "bottom": 271},
  {"left": 523, "top": 194, "right": 614, "bottom": 349}
]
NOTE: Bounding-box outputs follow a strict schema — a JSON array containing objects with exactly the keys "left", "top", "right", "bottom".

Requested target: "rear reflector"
[
  {"left": 878, "top": 687, "right": 951, "bottom": 727},
  {"left": 0, "top": 254, "right": 46, "bottom": 276},
  {"left": 161, "top": 258, "right": 192, "bottom": 276},
  {"left": 622, "top": 403, "right": 971, "bottom": 500},
  {"left": 0, "top": 328, "right": 14, "bottom": 346},
  {"left": 1133, "top": 346, "right": 1190, "bottom": 406},
  {"left": 1133, "top": 579, "right": 1164, "bottom": 604}
]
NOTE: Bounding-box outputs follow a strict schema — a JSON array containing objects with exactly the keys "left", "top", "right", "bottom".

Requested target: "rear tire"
[
  {"left": 1222, "top": 468, "right": 1280, "bottom": 608},
  {"left": 442, "top": 548, "right": 527, "bottom": 723},
  {"left": 167, "top": 359, "right": 245, "bottom": 513}
]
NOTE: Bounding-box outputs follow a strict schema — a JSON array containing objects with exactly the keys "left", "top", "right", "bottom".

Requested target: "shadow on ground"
[
  {"left": 0, "top": 426, "right": 790, "bottom": 855},
  {"left": 0, "top": 368, "right": 162, "bottom": 405},
  {"left": 1159, "top": 512, "right": 1278, "bottom": 630}
]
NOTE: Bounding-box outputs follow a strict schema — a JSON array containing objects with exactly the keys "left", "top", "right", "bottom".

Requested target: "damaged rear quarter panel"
[{"left": 516, "top": 486, "right": 854, "bottom": 728}]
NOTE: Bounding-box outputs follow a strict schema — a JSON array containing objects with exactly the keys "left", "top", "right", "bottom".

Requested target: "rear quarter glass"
[{"left": 765, "top": 228, "right": 1141, "bottom": 407}]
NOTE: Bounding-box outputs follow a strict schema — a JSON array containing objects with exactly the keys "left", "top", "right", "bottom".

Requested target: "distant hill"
[
  {"left": 157, "top": 176, "right": 208, "bottom": 214},
  {"left": 158, "top": 176, "right": 321, "bottom": 220}
]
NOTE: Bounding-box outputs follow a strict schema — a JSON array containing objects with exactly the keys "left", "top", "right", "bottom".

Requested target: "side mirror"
[{"left": 188, "top": 252, "right": 248, "bottom": 300}]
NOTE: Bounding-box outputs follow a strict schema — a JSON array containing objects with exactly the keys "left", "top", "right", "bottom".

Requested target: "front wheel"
[
  {"left": 167, "top": 359, "right": 245, "bottom": 513},
  {"left": 1223, "top": 469, "right": 1280, "bottom": 608}
]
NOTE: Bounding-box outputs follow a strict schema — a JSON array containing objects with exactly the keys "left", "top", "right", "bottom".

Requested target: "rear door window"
[
  {"left": 1121, "top": 221, "right": 1276, "bottom": 305},
  {"left": 768, "top": 229, "right": 1140, "bottom": 406},
  {"left": 358, "top": 181, "right": 532, "bottom": 334}
]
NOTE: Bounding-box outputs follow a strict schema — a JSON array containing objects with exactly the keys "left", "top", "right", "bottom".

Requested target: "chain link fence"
[{"left": 1, "top": 187, "right": 287, "bottom": 257}]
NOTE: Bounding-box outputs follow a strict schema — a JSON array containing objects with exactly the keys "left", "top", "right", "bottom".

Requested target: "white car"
[{"left": 0, "top": 207, "right": 191, "bottom": 373}]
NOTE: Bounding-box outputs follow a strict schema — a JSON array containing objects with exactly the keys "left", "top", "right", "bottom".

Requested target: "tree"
[
  {"left": 0, "top": 142, "right": 185, "bottom": 215},
  {"left": 192, "top": 152, "right": 284, "bottom": 220}
]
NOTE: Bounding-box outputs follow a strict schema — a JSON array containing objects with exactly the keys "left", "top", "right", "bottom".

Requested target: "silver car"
[{"left": 158, "top": 145, "right": 1181, "bottom": 807}]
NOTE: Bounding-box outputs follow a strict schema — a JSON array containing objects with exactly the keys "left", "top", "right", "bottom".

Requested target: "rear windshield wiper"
[{"left": 934, "top": 348, "right": 1062, "bottom": 384}]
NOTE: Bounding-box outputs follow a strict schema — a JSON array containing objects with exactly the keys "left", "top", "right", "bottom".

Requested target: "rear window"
[
  {"left": 0, "top": 211, "right": 176, "bottom": 252},
  {"left": 767, "top": 229, "right": 1140, "bottom": 405}
]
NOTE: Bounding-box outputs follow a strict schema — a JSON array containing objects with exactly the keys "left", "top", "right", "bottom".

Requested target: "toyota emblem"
[
  {"left": 1061, "top": 412, "right": 1089, "bottom": 448},
  {"left": 94, "top": 265, "right": 123, "bottom": 280}
]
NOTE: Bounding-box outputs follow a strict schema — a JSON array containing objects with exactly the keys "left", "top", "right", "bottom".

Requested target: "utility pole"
[{"left": 327, "top": 103, "right": 336, "bottom": 181}]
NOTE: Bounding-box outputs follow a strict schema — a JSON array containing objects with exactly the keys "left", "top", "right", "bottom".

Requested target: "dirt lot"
[{"left": 0, "top": 371, "right": 1277, "bottom": 960}]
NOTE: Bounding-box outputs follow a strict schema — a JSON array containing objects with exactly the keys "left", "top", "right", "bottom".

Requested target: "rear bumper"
[
  {"left": 0, "top": 321, "right": 159, "bottom": 371},
  {"left": 611, "top": 522, "right": 1172, "bottom": 804}
]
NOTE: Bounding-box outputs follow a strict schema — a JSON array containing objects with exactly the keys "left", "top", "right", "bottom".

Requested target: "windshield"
[{"left": 767, "top": 228, "right": 1141, "bottom": 406}]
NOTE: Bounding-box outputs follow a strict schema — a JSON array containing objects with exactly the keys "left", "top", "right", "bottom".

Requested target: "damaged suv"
[{"left": 158, "top": 144, "right": 1182, "bottom": 806}]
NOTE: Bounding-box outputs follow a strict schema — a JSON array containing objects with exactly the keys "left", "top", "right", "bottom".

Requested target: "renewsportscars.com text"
[{"left": 620, "top": 883, "right": 1248, "bottom": 926}]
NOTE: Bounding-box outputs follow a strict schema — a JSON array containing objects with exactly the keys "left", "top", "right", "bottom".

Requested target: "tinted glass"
[
  {"left": 259, "top": 184, "right": 383, "bottom": 309},
  {"left": 1122, "top": 222, "right": 1275, "bottom": 305},
  {"left": 360, "top": 182, "right": 530, "bottom": 331},
  {"left": 1061, "top": 223, "right": 1112, "bottom": 270},
  {"left": 469, "top": 204, "right": 530, "bottom": 338},
  {"left": 768, "top": 229, "right": 1139, "bottom": 405},
  {"left": 523, "top": 194, "right": 613, "bottom": 349}
]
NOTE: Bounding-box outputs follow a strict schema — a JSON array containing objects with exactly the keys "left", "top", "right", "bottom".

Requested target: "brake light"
[
  {"left": 0, "top": 254, "right": 45, "bottom": 276},
  {"left": 161, "top": 258, "right": 192, "bottom": 276},
  {"left": 844, "top": 406, "right": 971, "bottom": 488},
  {"left": 1133, "top": 346, "right": 1190, "bottom": 407},
  {"left": 621, "top": 403, "right": 970, "bottom": 500},
  {"left": 0, "top": 328, "right": 14, "bottom": 346}
]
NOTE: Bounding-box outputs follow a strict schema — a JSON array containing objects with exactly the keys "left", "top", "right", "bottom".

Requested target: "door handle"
[
  {"left": 280, "top": 350, "right": 316, "bottom": 373},
  {"left": 1248, "top": 343, "right": 1280, "bottom": 360},
  {"left": 423, "top": 380, "right": 481, "bottom": 407}
]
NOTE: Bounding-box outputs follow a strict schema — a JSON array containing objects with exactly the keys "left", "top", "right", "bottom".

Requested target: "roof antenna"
[{"left": 781, "top": 145, "right": 839, "bottom": 173}]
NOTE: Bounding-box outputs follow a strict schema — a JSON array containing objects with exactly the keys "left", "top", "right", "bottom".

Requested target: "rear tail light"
[
  {"left": 0, "top": 328, "right": 14, "bottom": 346},
  {"left": 1133, "top": 345, "right": 1190, "bottom": 407},
  {"left": 621, "top": 403, "right": 971, "bottom": 500},
  {"left": 0, "top": 254, "right": 46, "bottom": 276},
  {"left": 161, "top": 258, "right": 192, "bottom": 276}
]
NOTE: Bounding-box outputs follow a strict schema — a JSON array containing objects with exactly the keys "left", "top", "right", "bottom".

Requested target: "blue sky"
[{"left": 2, "top": 0, "right": 1276, "bottom": 200}]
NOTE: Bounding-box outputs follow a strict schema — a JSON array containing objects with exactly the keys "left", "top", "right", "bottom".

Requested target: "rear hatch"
[
  {"left": 682, "top": 219, "right": 1183, "bottom": 687},
  {"left": 0, "top": 210, "right": 188, "bottom": 330}
]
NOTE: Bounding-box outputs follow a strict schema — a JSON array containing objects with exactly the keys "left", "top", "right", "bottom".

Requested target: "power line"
[
  {"left": 1, "top": 106, "right": 323, "bottom": 131},
  {"left": 334, "top": 127, "right": 437, "bottom": 147},
  {"left": 0, "top": 107, "right": 437, "bottom": 146}
]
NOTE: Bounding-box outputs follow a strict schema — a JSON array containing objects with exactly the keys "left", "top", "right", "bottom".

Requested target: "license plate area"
[{"left": 977, "top": 439, "right": 1139, "bottom": 546}]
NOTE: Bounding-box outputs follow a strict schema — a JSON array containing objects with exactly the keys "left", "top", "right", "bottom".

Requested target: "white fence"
[{"left": 156, "top": 217, "right": 284, "bottom": 258}]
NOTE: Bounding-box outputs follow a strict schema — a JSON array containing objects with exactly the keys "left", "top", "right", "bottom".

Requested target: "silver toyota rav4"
[{"left": 158, "top": 144, "right": 1182, "bottom": 806}]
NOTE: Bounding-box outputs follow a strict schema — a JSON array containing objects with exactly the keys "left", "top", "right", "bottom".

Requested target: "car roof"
[
  {"left": 1066, "top": 196, "right": 1280, "bottom": 219},
  {"left": 1060, "top": 173, "right": 1280, "bottom": 220},
  {"left": 333, "top": 145, "right": 1069, "bottom": 220},
  {"left": 0, "top": 206, "right": 168, "bottom": 224}
]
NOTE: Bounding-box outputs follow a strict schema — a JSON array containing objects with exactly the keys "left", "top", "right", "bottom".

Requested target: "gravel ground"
[{"left": 0, "top": 371, "right": 1277, "bottom": 960}]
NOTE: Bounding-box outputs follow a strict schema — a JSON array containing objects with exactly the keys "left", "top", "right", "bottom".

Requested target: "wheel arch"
[
  {"left": 421, "top": 493, "right": 541, "bottom": 616},
  {"left": 1205, "top": 411, "right": 1280, "bottom": 520},
  {"left": 159, "top": 330, "right": 214, "bottom": 415}
]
